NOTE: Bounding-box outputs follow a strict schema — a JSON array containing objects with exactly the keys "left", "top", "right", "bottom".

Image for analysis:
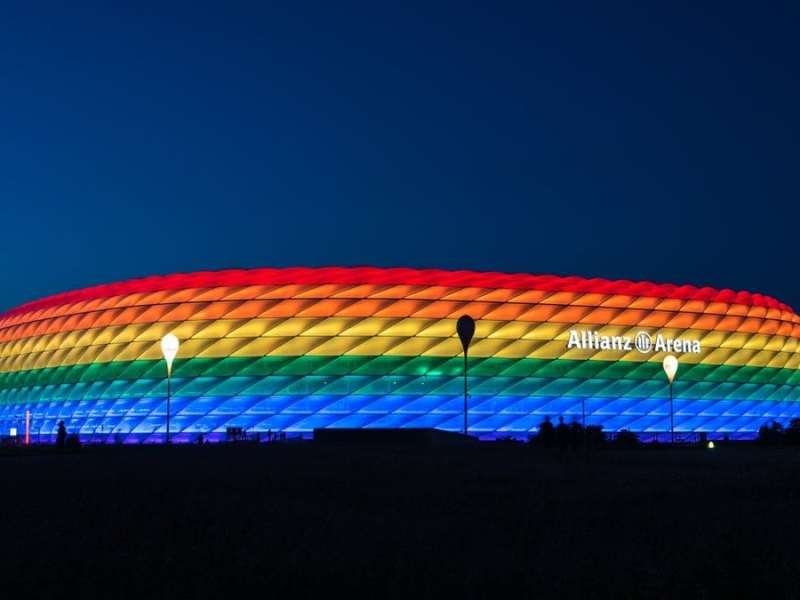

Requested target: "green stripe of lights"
[{"left": 1, "top": 356, "right": 799, "bottom": 405}]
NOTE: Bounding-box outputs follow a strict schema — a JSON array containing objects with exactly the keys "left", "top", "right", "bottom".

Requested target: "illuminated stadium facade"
[{"left": 1, "top": 267, "right": 799, "bottom": 442}]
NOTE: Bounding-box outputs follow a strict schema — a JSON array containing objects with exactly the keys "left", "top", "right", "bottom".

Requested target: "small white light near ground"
[
  {"left": 707, "top": 441, "right": 715, "bottom": 449},
  {"left": 9, "top": 427, "right": 17, "bottom": 437}
]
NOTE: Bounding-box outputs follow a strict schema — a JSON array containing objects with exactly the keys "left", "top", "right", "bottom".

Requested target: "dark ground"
[{"left": 1, "top": 441, "right": 799, "bottom": 599}]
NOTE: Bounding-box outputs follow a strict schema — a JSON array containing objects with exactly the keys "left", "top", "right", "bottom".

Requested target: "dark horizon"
[{"left": 2, "top": 2, "right": 799, "bottom": 311}]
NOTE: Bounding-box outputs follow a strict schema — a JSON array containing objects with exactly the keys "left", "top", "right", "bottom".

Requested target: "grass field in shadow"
[{"left": 2, "top": 442, "right": 798, "bottom": 598}]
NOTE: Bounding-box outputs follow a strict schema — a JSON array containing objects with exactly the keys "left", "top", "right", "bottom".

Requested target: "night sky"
[{"left": 2, "top": 2, "right": 798, "bottom": 312}]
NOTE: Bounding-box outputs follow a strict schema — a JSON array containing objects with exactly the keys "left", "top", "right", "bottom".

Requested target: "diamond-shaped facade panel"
[{"left": 1, "top": 266, "right": 799, "bottom": 442}]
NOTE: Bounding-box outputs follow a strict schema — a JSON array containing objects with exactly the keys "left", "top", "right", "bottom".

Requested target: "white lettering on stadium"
[{"left": 566, "top": 330, "right": 701, "bottom": 354}]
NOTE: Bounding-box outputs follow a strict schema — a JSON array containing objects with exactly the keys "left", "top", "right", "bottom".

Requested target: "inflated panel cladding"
[{"left": 0, "top": 267, "right": 798, "bottom": 441}]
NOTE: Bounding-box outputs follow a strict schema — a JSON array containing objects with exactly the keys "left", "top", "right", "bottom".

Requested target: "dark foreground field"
[{"left": 2, "top": 442, "right": 799, "bottom": 599}]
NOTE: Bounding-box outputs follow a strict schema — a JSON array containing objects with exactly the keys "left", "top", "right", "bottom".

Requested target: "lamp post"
[
  {"left": 581, "top": 398, "right": 586, "bottom": 430},
  {"left": 456, "top": 315, "right": 476, "bottom": 436},
  {"left": 161, "top": 334, "right": 180, "bottom": 444},
  {"left": 662, "top": 354, "right": 678, "bottom": 444}
]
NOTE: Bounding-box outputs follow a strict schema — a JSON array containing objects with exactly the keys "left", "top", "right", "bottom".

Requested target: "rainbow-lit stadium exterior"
[{"left": 1, "top": 267, "right": 799, "bottom": 442}]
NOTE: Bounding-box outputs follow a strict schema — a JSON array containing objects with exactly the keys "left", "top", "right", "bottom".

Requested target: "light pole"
[
  {"left": 581, "top": 398, "right": 586, "bottom": 430},
  {"left": 161, "top": 334, "right": 180, "bottom": 444},
  {"left": 456, "top": 315, "right": 476, "bottom": 436},
  {"left": 662, "top": 355, "right": 678, "bottom": 444}
]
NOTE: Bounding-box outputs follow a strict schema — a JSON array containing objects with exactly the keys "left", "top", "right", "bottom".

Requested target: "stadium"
[{"left": 1, "top": 266, "right": 798, "bottom": 443}]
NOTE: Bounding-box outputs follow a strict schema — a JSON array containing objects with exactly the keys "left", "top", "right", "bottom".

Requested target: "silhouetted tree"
[
  {"left": 65, "top": 433, "right": 81, "bottom": 452},
  {"left": 555, "top": 416, "right": 569, "bottom": 450},
  {"left": 613, "top": 429, "right": 639, "bottom": 449},
  {"left": 56, "top": 420, "right": 67, "bottom": 450},
  {"left": 535, "top": 416, "right": 555, "bottom": 448},
  {"left": 758, "top": 421, "right": 784, "bottom": 445},
  {"left": 568, "top": 420, "right": 583, "bottom": 448},
  {"left": 784, "top": 418, "right": 800, "bottom": 446},
  {"left": 585, "top": 425, "right": 605, "bottom": 448}
]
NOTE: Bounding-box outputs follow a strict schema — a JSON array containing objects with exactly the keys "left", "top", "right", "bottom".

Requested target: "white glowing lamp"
[
  {"left": 662, "top": 354, "right": 679, "bottom": 384},
  {"left": 161, "top": 334, "right": 180, "bottom": 377}
]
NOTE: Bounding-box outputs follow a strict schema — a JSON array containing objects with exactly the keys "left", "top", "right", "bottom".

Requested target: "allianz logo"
[{"left": 566, "top": 330, "right": 702, "bottom": 354}]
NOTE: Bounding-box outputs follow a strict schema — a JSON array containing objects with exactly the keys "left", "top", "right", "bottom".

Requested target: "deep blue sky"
[{"left": 2, "top": 2, "right": 799, "bottom": 311}]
